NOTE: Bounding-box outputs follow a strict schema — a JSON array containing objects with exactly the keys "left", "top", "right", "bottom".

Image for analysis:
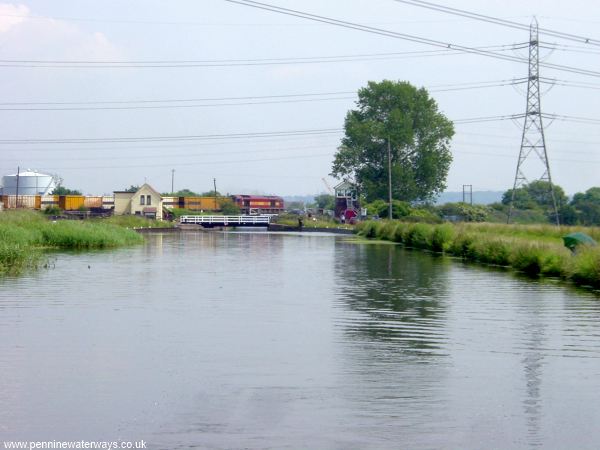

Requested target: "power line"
[
  {"left": 0, "top": 95, "right": 355, "bottom": 111},
  {"left": 0, "top": 90, "right": 355, "bottom": 106},
  {"left": 0, "top": 11, "right": 496, "bottom": 27},
  {"left": 1, "top": 134, "right": 340, "bottom": 153},
  {"left": 539, "top": 43, "right": 600, "bottom": 56},
  {"left": 453, "top": 114, "right": 524, "bottom": 124},
  {"left": 544, "top": 113, "right": 600, "bottom": 124},
  {"left": 0, "top": 44, "right": 525, "bottom": 68},
  {"left": 452, "top": 149, "right": 600, "bottom": 165},
  {"left": 31, "top": 152, "right": 335, "bottom": 171},
  {"left": 224, "top": 0, "right": 600, "bottom": 78},
  {"left": 540, "top": 77, "right": 600, "bottom": 90},
  {"left": 6, "top": 143, "right": 336, "bottom": 162},
  {"left": 391, "top": 0, "right": 600, "bottom": 47},
  {"left": 458, "top": 131, "right": 600, "bottom": 147},
  {"left": 0, "top": 127, "right": 343, "bottom": 145},
  {"left": 455, "top": 113, "right": 600, "bottom": 126},
  {"left": 224, "top": 1, "right": 528, "bottom": 63},
  {"left": 0, "top": 79, "right": 527, "bottom": 111}
]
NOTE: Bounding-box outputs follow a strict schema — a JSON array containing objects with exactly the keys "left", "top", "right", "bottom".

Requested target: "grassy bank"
[
  {"left": 0, "top": 211, "right": 144, "bottom": 275},
  {"left": 274, "top": 214, "right": 354, "bottom": 230},
  {"left": 100, "top": 215, "right": 175, "bottom": 229},
  {"left": 357, "top": 220, "right": 600, "bottom": 288}
]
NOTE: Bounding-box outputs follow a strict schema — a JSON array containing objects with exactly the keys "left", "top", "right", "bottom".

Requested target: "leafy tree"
[
  {"left": 366, "top": 199, "right": 411, "bottom": 218},
  {"left": 163, "top": 189, "right": 200, "bottom": 197},
  {"left": 124, "top": 185, "right": 140, "bottom": 193},
  {"left": 501, "top": 187, "right": 536, "bottom": 209},
  {"left": 502, "top": 180, "right": 567, "bottom": 210},
  {"left": 201, "top": 190, "right": 221, "bottom": 197},
  {"left": 570, "top": 187, "right": 600, "bottom": 225},
  {"left": 220, "top": 198, "right": 241, "bottom": 215},
  {"left": 331, "top": 80, "right": 454, "bottom": 203},
  {"left": 52, "top": 186, "right": 82, "bottom": 195},
  {"left": 438, "top": 202, "right": 488, "bottom": 222},
  {"left": 558, "top": 204, "right": 579, "bottom": 226},
  {"left": 314, "top": 194, "right": 334, "bottom": 210}
]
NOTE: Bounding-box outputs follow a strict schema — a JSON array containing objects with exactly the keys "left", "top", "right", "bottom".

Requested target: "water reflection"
[
  {"left": 334, "top": 244, "right": 450, "bottom": 356},
  {"left": 2, "top": 233, "right": 600, "bottom": 449},
  {"left": 514, "top": 293, "right": 546, "bottom": 449}
]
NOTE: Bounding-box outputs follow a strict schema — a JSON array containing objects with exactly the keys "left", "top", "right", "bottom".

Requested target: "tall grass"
[
  {"left": 100, "top": 215, "right": 174, "bottom": 229},
  {"left": 0, "top": 211, "right": 144, "bottom": 275},
  {"left": 356, "top": 219, "right": 600, "bottom": 287}
]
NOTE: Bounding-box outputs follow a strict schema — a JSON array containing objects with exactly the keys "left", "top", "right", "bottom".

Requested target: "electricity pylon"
[{"left": 507, "top": 18, "right": 560, "bottom": 225}]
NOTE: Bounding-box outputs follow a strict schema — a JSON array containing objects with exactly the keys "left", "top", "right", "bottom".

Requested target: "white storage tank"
[{"left": 1, "top": 170, "right": 59, "bottom": 195}]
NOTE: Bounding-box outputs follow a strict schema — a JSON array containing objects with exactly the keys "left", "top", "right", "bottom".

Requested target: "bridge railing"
[{"left": 179, "top": 215, "right": 272, "bottom": 225}]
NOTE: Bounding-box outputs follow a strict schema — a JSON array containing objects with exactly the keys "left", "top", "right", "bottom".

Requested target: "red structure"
[
  {"left": 334, "top": 181, "right": 359, "bottom": 221},
  {"left": 231, "top": 195, "right": 284, "bottom": 215}
]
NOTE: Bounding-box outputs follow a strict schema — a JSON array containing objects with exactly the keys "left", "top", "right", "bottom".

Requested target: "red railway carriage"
[{"left": 231, "top": 195, "right": 284, "bottom": 215}]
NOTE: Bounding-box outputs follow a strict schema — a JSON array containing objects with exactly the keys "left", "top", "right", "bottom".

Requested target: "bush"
[
  {"left": 431, "top": 224, "right": 454, "bottom": 252},
  {"left": 405, "top": 209, "right": 443, "bottom": 224},
  {"left": 44, "top": 206, "right": 62, "bottom": 216},
  {"left": 438, "top": 202, "right": 489, "bottom": 222},
  {"left": 571, "top": 247, "right": 600, "bottom": 287},
  {"left": 220, "top": 199, "right": 241, "bottom": 215},
  {"left": 365, "top": 199, "right": 412, "bottom": 219},
  {"left": 406, "top": 223, "right": 433, "bottom": 249}
]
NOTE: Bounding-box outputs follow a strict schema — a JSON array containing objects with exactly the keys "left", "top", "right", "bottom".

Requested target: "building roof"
[
  {"left": 136, "top": 183, "right": 163, "bottom": 198},
  {"left": 334, "top": 180, "right": 354, "bottom": 190},
  {"left": 6, "top": 170, "right": 53, "bottom": 177},
  {"left": 114, "top": 183, "right": 163, "bottom": 198}
]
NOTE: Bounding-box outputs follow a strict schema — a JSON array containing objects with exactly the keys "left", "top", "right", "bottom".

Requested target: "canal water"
[{"left": 1, "top": 231, "right": 600, "bottom": 449}]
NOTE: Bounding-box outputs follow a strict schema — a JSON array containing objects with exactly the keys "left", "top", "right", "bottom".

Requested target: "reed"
[
  {"left": 356, "top": 219, "right": 599, "bottom": 287},
  {"left": 571, "top": 247, "right": 600, "bottom": 287},
  {"left": 0, "top": 211, "right": 144, "bottom": 275}
]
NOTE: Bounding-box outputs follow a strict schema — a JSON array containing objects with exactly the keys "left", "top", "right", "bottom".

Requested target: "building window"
[
  {"left": 146, "top": 195, "right": 152, "bottom": 205},
  {"left": 140, "top": 196, "right": 145, "bottom": 205}
]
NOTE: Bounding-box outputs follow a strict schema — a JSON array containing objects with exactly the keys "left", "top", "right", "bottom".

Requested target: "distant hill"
[
  {"left": 283, "top": 195, "right": 317, "bottom": 206},
  {"left": 283, "top": 191, "right": 504, "bottom": 207},
  {"left": 435, "top": 191, "right": 503, "bottom": 205}
]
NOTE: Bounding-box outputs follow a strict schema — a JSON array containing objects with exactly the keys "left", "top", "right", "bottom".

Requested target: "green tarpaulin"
[{"left": 563, "top": 232, "right": 597, "bottom": 251}]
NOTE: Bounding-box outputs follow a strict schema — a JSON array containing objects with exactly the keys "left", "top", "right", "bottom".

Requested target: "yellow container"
[
  {"left": 84, "top": 196, "right": 103, "bottom": 208},
  {"left": 183, "top": 197, "right": 222, "bottom": 211},
  {"left": 59, "top": 195, "right": 85, "bottom": 210}
]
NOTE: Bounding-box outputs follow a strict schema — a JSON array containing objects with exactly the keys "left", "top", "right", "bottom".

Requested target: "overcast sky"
[{"left": 1, "top": 0, "right": 600, "bottom": 196}]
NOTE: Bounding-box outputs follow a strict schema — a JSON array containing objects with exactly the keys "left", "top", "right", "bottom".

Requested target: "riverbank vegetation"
[
  {"left": 357, "top": 220, "right": 600, "bottom": 287},
  {"left": 274, "top": 213, "right": 353, "bottom": 230},
  {"left": 355, "top": 181, "right": 600, "bottom": 226},
  {"left": 0, "top": 211, "right": 144, "bottom": 275},
  {"left": 101, "top": 215, "right": 174, "bottom": 229}
]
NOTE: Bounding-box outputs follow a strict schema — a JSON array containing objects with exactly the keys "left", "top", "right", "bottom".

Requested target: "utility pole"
[
  {"left": 388, "top": 138, "right": 393, "bottom": 219},
  {"left": 462, "top": 184, "right": 473, "bottom": 206},
  {"left": 171, "top": 169, "right": 175, "bottom": 194},
  {"left": 15, "top": 166, "right": 20, "bottom": 209},
  {"left": 213, "top": 178, "right": 218, "bottom": 210},
  {"left": 507, "top": 18, "right": 560, "bottom": 225}
]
